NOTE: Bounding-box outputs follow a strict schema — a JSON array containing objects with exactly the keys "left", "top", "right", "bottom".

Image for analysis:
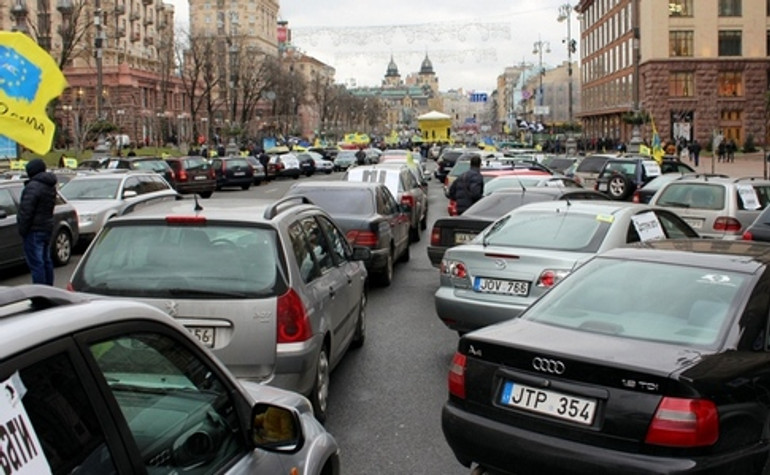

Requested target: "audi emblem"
[{"left": 532, "top": 357, "right": 566, "bottom": 375}]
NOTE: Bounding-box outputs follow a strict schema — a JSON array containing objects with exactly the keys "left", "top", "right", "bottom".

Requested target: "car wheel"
[
  {"left": 325, "top": 170, "right": 332, "bottom": 175},
  {"left": 199, "top": 191, "right": 213, "bottom": 199},
  {"left": 378, "top": 250, "right": 394, "bottom": 286},
  {"left": 608, "top": 174, "right": 632, "bottom": 200},
  {"left": 399, "top": 241, "right": 410, "bottom": 263},
  {"left": 410, "top": 226, "right": 421, "bottom": 243},
  {"left": 352, "top": 292, "right": 367, "bottom": 348},
  {"left": 310, "top": 346, "right": 330, "bottom": 423},
  {"left": 52, "top": 228, "right": 71, "bottom": 267},
  {"left": 241, "top": 183, "right": 251, "bottom": 190}
]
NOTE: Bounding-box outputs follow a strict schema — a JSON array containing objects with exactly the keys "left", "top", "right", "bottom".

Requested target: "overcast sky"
[{"left": 170, "top": 0, "right": 577, "bottom": 93}]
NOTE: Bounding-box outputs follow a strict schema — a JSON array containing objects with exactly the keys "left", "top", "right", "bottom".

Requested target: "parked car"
[
  {"left": 210, "top": 155, "right": 255, "bottom": 190},
  {"left": 296, "top": 153, "right": 316, "bottom": 176},
  {"left": 435, "top": 148, "right": 474, "bottom": 182},
  {"left": 541, "top": 156, "right": 579, "bottom": 174},
  {"left": 333, "top": 150, "right": 358, "bottom": 171},
  {"left": 428, "top": 188, "right": 610, "bottom": 267},
  {"left": 298, "top": 151, "right": 334, "bottom": 174},
  {"left": 286, "top": 181, "right": 411, "bottom": 285},
  {"left": 435, "top": 201, "right": 700, "bottom": 334},
  {"left": 447, "top": 168, "right": 553, "bottom": 215},
  {"left": 164, "top": 155, "right": 217, "bottom": 198},
  {"left": 267, "top": 153, "right": 302, "bottom": 179},
  {"left": 0, "top": 180, "right": 79, "bottom": 268},
  {"left": 104, "top": 156, "right": 176, "bottom": 188},
  {"left": 0, "top": 285, "right": 340, "bottom": 474},
  {"left": 650, "top": 176, "right": 770, "bottom": 239},
  {"left": 443, "top": 152, "right": 511, "bottom": 197},
  {"left": 76, "top": 156, "right": 110, "bottom": 170},
  {"left": 344, "top": 163, "right": 428, "bottom": 242},
  {"left": 244, "top": 155, "right": 266, "bottom": 184},
  {"left": 59, "top": 171, "right": 177, "bottom": 242},
  {"left": 632, "top": 173, "right": 728, "bottom": 204},
  {"left": 595, "top": 156, "right": 696, "bottom": 201},
  {"left": 571, "top": 154, "right": 614, "bottom": 189},
  {"left": 68, "top": 195, "right": 371, "bottom": 422},
  {"left": 443, "top": 239, "right": 770, "bottom": 475},
  {"left": 483, "top": 174, "right": 582, "bottom": 196}
]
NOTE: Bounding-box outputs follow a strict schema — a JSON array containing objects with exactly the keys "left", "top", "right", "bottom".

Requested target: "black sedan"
[
  {"left": 210, "top": 155, "right": 254, "bottom": 190},
  {"left": 0, "top": 180, "right": 80, "bottom": 268},
  {"left": 427, "top": 188, "right": 609, "bottom": 267},
  {"left": 285, "top": 181, "right": 411, "bottom": 286},
  {"left": 443, "top": 239, "right": 770, "bottom": 475}
]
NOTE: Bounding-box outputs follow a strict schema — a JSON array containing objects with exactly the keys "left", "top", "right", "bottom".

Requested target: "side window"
[
  {"left": 375, "top": 188, "right": 388, "bottom": 215},
  {"left": 383, "top": 187, "right": 400, "bottom": 214},
  {"left": 6, "top": 352, "right": 118, "bottom": 473},
  {"left": 89, "top": 331, "right": 246, "bottom": 472},
  {"left": 302, "top": 217, "right": 333, "bottom": 274},
  {"left": 289, "top": 221, "right": 320, "bottom": 282},
  {"left": 122, "top": 177, "right": 141, "bottom": 195},
  {"left": 657, "top": 211, "right": 697, "bottom": 238},
  {"left": 318, "top": 215, "right": 351, "bottom": 264},
  {"left": 0, "top": 188, "right": 17, "bottom": 216}
]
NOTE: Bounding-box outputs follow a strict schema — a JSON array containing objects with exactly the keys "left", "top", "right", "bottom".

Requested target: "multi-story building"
[
  {"left": 279, "top": 46, "right": 336, "bottom": 139},
  {"left": 576, "top": 0, "right": 770, "bottom": 149}
]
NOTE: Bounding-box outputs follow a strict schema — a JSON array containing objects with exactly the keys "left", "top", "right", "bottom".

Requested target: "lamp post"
[
  {"left": 558, "top": 3, "right": 576, "bottom": 125},
  {"left": 10, "top": 0, "right": 29, "bottom": 33},
  {"left": 532, "top": 38, "right": 550, "bottom": 125}
]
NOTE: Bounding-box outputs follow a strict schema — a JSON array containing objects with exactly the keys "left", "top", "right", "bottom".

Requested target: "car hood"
[{"left": 68, "top": 199, "right": 121, "bottom": 214}]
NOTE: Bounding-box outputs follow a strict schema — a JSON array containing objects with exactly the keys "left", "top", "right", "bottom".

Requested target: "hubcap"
[{"left": 56, "top": 232, "right": 70, "bottom": 263}]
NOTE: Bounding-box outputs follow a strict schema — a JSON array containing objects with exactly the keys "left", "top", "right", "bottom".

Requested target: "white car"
[
  {"left": 298, "top": 151, "right": 334, "bottom": 174},
  {"left": 58, "top": 171, "right": 178, "bottom": 242}
]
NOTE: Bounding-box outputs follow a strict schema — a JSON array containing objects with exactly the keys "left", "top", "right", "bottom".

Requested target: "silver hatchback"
[{"left": 69, "top": 196, "right": 370, "bottom": 422}]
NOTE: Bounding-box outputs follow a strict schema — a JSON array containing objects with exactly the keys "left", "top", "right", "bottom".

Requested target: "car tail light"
[
  {"left": 632, "top": 190, "right": 641, "bottom": 203},
  {"left": 277, "top": 288, "right": 313, "bottom": 343},
  {"left": 645, "top": 397, "right": 718, "bottom": 447},
  {"left": 536, "top": 269, "right": 570, "bottom": 288},
  {"left": 177, "top": 169, "right": 188, "bottom": 182},
  {"left": 742, "top": 230, "right": 754, "bottom": 240},
  {"left": 714, "top": 217, "right": 742, "bottom": 233},
  {"left": 441, "top": 259, "right": 467, "bottom": 279},
  {"left": 346, "top": 230, "right": 378, "bottom": 247},
  {"left": 401, "top": 194, "right": 415, "bottom": 209},
  {"left": 166, "top": 216, "right": 207, "bottom": 224},
  {"left": 447, "top": 200, "right": 458, "bottom": 216},
  {"left": 448, "top": 352, "right": 466, "bottom": 399},
  {"left": 430, "top": 226, "right": 441, "bottom": 245}
]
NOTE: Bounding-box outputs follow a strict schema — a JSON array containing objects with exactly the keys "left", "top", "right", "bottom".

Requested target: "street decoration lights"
[{"left": 532, "top": 38, "right": 550, "bottom": 125}]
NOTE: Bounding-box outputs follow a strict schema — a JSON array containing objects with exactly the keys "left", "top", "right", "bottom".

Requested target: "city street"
[{"left": 0, "top": 164, "right": 468, "bottom": 474}]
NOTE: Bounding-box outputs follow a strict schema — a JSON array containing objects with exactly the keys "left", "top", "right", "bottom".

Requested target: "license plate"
[
  {"left": 474, "top": 277, "right": 529, "bottom": 296},
  {"left": 188, "top": 327, "right": 215, "bottom": 348},
  {"left": 233, "top": 172, "right": 245, "bottom": 176},
  {"left": 597, "top": 183, "right": 608, "bottom": 192},
  {"left": 501, "top": 381, "right": 596, "bottom": 425},
  {"left": 454, "top": 232, "right": 477, "bottom": 244},
  {"left": 683, "top": 218, "right": 703, "bottom": 229},
  {"left": 194, "top": 175, "right": 206, "bottom": 180}
]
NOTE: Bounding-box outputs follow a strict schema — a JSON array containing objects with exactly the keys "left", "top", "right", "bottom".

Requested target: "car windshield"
[
  {"left": 293, "top": 188, "right": 374, "bottom": 215},
  {"left": 656, "top": 184, "right": 726, "bottom": 210},
  {"left": 522, "top": 257, "right": 745, "bottom": 348},
  {"left": 75, "top": 224, "right": 284, "bottom": 298},
  {"left": 132, "top": 160, "right": 167, "bottom": 172},
  {"left": 576, "top": 156, "right": 610, "bottom": 173},
  {"left": 60, "top": 178, "right": 120, "bottom": 200},
  {"left": 182, "top": 157, "right": 209, "bottom": 171},
  {"left": 483, "top": 209, "right": 609, "bottom": 252}
]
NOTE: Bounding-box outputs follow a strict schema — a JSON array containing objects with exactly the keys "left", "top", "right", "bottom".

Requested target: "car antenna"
[{"left": 193, "top": 194, "right": 203, "bottom": 211}]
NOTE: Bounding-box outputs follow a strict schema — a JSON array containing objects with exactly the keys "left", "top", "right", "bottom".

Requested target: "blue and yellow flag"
[
  {"left": 0, "top": 31, "right": 67, "bottom": 155},
  {"left": 650, "top": 114, "right": 664, "bottom": 164}
]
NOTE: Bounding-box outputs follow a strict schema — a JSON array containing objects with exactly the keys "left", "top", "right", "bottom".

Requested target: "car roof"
[
  {"left": 512, "top": 199, "right": 655, "bottom": 216},
  {"left": 65, "top": 170, "right": 158, "bottom": 180},
  {"left": 0, "top": 285, "right": 179, "bottom": 360},
  {"left": 663, "top": 176, "right": 770, "bottom": 186},
  {"left": 600, "top": 239, "right": 770, "bottom": 272},
  {"left": 290, "top": 181, "right": 381, "bottom": 191}
]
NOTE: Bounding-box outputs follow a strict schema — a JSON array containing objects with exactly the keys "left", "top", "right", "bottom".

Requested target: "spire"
[
  {"left": 386, "top": 55, "right": 400, "bottom": 77},
  {"left": 420, "top": 53, "right": 434, "bottom": 75}
]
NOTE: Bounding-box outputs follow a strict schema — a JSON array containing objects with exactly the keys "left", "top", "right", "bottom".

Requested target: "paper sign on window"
[
  {"left": 0, "top": 372, "right": 52, "bottom": 474},
  {"left": 632, "top": 212, "right": 666, "bottom": 241},
  {"left": 736, "top": 184, "right": 761, "bottom": 210}
]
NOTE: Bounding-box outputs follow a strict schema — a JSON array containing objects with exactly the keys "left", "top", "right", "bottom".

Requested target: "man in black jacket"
[
  {"left": 448, "top": 155, "right": 484, "bottom": 214},
  {"left": 18, "top": 158, "right": 57, "bottom": 285}
]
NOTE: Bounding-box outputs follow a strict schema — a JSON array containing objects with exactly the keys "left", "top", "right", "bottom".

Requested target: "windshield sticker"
[
  {"left": 596, "top": 214, "right": 614, "bottom": 223},
  {"left": 1, "top": 372, "right": 52, "bottom": 474},
  {"left": 697, "top": 274, "right": 736, "bottom": 286},
  {"left": 736, "top": 185, "right": 761, "bottom": 210},
  {"left": 631, "top": 212, "right": 666, "bottom": 241}
]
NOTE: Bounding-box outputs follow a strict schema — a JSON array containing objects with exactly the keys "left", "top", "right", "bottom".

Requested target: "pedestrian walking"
[
  {"left": 257, "top": 148, "right": 270, "bottom": 181},
  {"left": 689, "top": 140, "right": 701, "bottom": 167},
  {"left": 718, "top": 141, "right": 726, "bottom": 163},
  {"left": 448, "top": 155, "right": 484, "bottom": 215},
  {"left": 18, "top": 158, "right": 57, "bottom": 286},
  {"left": 726, "top": 139, "right": 736, "bottom": 163},
  {"left": 355, "top": 146, "right": 367, "bottom": 166}
]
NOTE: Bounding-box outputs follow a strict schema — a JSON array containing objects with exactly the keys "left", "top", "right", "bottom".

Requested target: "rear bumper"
[
  {"left": 272, "top": 334, "right": 324, "bottom": 397},
  {"left": 367, "top": 247, "right": 390, "bottom": 273},
  {"left": 427, "top": 246, "right": 446, "bottom": 268},
  {"left": 442, "top": 402, "right": 768, "bottom": 475},
  {"left": 174, "top": 181, "right": 216, "bottom": 194},
  {"left": 434, "top": 286, "right": 527, "bottom": 333}
]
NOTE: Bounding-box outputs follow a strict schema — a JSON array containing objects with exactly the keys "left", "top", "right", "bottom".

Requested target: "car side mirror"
[
  {"left": 251, "top": 403, "right": 304, "bottom": 454},
  {"left": 122, "top": 190, "right": 138, "bottom": 198},
  {"left": 351, "top": 246, "right": 372, "bottom": 262}
]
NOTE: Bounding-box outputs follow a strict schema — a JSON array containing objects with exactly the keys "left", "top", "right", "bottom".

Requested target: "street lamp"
[
  {"left": 532, "top": 38, "right": 550, "bottom": 125},
  {"left": 558, "top": 3, "right": 576, "bottom": 125}
]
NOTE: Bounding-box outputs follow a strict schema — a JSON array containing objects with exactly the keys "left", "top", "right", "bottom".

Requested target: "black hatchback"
[
  {"left": 443, "top": 240, "right": 770, "bottom": 475},
  {"left": 210, "top": 156, "right": 254, "bottom": 190}
]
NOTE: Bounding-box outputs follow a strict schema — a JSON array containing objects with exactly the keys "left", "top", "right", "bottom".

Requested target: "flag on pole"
[
  {"left": 0, "top": 31, "right": 68, "bottom": 155},
  {"left": 650, "top": 114, "right": 664, "bottom": 165}
]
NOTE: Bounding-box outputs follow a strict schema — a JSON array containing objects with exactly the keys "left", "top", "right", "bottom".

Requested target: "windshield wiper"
[
  {"left": 167, "top": 288, "right": 249, "bottom": 298},
  {"left": 482, "top": 216, "right": 510, "bottom": 247}
]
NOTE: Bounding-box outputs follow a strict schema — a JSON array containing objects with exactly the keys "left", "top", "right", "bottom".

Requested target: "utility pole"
[
  {"left": 558, "top": 3, "right": 575, "bottom": 124},
  {"left": 532, "top": 38, "right": 550, "bottom": 125}
]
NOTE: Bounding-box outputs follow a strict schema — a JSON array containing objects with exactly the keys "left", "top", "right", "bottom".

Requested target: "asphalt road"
[{"left": 0, "top": 164, "right": 469, "bottom": 474}]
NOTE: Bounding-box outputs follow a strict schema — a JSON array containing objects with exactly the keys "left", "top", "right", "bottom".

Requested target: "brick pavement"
[{"left": 685, "top": 151, "right": 770, "bottom": 179}]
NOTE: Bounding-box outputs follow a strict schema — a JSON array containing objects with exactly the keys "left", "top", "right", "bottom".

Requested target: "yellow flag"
[
  {"left": 650, "top": 114, "right": 664, "bottom": 165},
  {"left": 0, "top": 31, "right": 68, "bottom": 155}
]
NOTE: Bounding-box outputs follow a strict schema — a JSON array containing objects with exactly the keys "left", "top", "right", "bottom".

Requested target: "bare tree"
[
  {"left": 176, "top": 31, "right": 222, "bottom": 146},
  {"left": 236, "top": 51, "right": 280, "bottom": 136}
]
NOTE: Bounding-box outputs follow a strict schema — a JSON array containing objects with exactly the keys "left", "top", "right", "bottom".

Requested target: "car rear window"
[
  {"left": 524, "top": 257, "right": 745, "bottom": 348},
  {"left": 576, "top": 156, "right": 610, "bottom": 173},
  {"left": 182, "top": 157, "right": 210, "bottom": 171},
  {"left": 226, "top": 158, "right": 250, "bottom": 168},
  {"left": 292, "top": 188, "right": 374, "bottom": 215},
  {"left": 483, "top": 210, "right": 609, "bottom": 252},
  {"left": 74, "top": 223, "right": 285, "bottom": 298},
  {"left": 656, "top": 184, "right": 726, "bottom": 210}
]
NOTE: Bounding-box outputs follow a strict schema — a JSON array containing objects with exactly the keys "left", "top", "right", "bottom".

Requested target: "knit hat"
[{"left": 25, "top": 158, "right": 46, "bottom": 178}]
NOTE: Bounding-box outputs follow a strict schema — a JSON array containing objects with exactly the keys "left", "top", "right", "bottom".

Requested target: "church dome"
[
  {"left": 385, "top": 56, "right": 399, "bottom": 77},
  {"left": 420, "top": 54, "right": 434, "bottom": 74}
]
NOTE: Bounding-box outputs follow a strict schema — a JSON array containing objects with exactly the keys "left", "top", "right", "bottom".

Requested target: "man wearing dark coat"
[
  {"left": 448, "top": 155, "right": 484, "bottom": 215},
  {"left": 18, "top": 158, "right": 57, "bottom": 285}
]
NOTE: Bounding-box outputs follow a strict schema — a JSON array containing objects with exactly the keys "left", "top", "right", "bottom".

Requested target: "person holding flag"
[{"left": 650, "top": 115, "right": 665, "bottom": 165}]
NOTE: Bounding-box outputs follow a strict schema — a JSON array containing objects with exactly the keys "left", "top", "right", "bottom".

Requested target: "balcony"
[
  {"left": 144, "top": 37, "right": 153, "bottom": 46},
  {"left": 129, "top": 12, "right": 140, "bottom": 21},
  {"left": 143, "top": 17, "right": 153, "bottom": 25},
  {"left": 116, "top": 27, "right": 125, "bottom": 37},
  {"left": 131, "top": 32, "right": 140, "bottom": 42}
]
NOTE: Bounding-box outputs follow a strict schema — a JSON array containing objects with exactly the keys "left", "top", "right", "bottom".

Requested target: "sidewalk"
[{"left": 686, "top": 151, "right": 770, "bottom": 179}]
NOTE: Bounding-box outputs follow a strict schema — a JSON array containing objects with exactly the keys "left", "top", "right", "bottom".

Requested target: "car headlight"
[{"left": 78, "top": 213, "right": 95, "bottom": 224}]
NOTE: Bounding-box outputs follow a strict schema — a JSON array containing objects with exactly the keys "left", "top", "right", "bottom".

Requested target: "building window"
[
  {"left": 669, "top": 0, "right": 693, "bottom": 17},
  {"left": 718, "top": 0, "right": 741, "bottom": 16},
  {"left": 669, "top": 72, "right": 694, "bottom": 97},
  {"left": 718, "top": 31, "right": 742, "bottom": 56},
  {"left": 718, "top": 71, "right": 743, "bottom": 97},
  {"left": 767, "top": 31, "right": 770, "bottom": 56},
  {"left": 670, "top": 31, "right": 694, "bottom": 57}
]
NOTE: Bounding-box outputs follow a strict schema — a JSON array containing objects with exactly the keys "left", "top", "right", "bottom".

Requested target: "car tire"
[
  {"left": 51, "top": 228, "right": 72, "bottom": 267},
  {"left": 310, "top": 346, "right": 330, "bottom": 423},
  {"left": 199, "top": 191, "right": 213, "bottom": 199},
  {"left": 352, "top": 292, "right": 367, "bottom": 348},
  {"left": 378, "top": 250, "right": 394, "bottom": 286},
  {"left": 608, "top": 174, "right": 632, "bottom": 200},
  {"left": 241, "top": 183, "right": 251, "bottom": 190},
  {"left": 399, "top": 241, "right": 410, "bottom": 263}
]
